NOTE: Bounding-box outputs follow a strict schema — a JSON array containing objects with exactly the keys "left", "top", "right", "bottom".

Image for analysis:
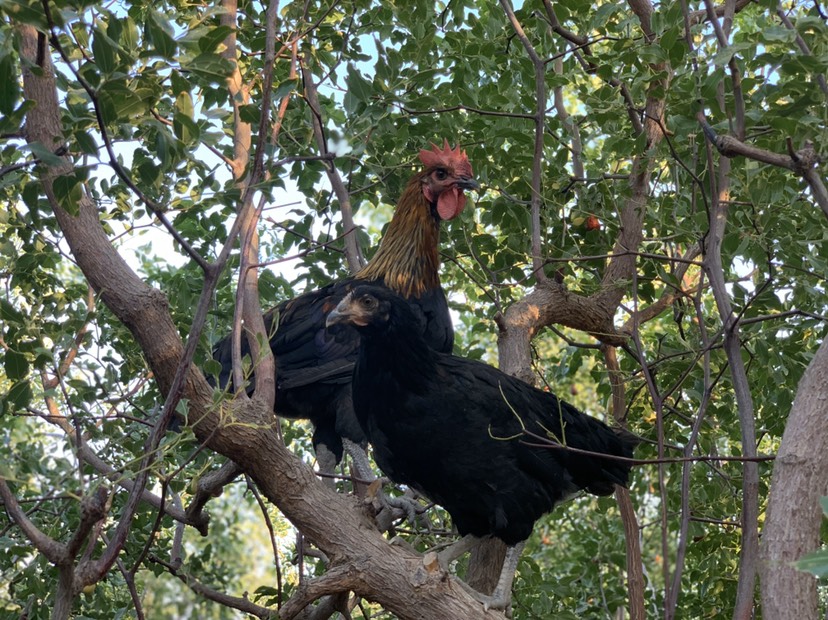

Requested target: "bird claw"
[
  {"left": 383, "top": 493, "right": 423, "bottom": 523},
  {"left": 371, "top": 488, "right": 427, "bottom": 532}
]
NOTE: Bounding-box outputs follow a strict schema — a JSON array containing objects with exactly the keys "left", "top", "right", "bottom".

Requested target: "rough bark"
[{"left": 760, "top": 338, "right": 828, "bottom": 620}]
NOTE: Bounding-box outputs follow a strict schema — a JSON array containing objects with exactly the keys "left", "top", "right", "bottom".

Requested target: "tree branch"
[
  {"left": 603, "top": 345, "right": 645, "bottom": 620},
  {"left": 699, "top": 121, "right": 828, "bottom": 217},
  {"left": 760, "top": 338, "right": 828, "bottom": 618},
  {"left": 150, "top": 555, "right": 278, "bottom": 619},
  {"left": 499, "top": 0, "right": 546, "bottom": 280},
  {"left": 300, "top": 58, "right": 364, "bottom": 273},
  {"left": 698, "top": 110, "right": 760, "bottom": 620},
  {"left": 0, "top": 478, "right": 67, "bottom": 565}
]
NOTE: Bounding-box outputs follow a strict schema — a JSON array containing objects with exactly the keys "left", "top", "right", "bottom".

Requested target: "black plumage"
[
  {"left": 326, "top": 285, "right": 636, "bottom": 607},
  {"left": 210, "top": 143, "right": 477, "bottom": 469}
]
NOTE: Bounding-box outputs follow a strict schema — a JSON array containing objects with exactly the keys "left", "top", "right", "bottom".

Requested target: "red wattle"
[{"left": 437, "top": 188, "right": 466, "bottom": 220}]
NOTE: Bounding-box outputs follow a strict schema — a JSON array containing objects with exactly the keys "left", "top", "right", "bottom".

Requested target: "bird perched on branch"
[
  {"left": 326, "top": 285, "right": 636, "bottom": 610},
  {"left": 211, "top": 142, "right": 478, "bottom": 477}
]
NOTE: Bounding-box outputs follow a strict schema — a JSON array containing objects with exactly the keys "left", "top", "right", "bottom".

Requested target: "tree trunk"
[{"left": 759, "top": 338, "right": 828, "bottom": 619}]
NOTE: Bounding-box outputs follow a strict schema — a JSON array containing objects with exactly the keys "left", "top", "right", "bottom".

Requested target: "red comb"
[{"left": 418, "top": 139, "right": 473, "bottom": 178}]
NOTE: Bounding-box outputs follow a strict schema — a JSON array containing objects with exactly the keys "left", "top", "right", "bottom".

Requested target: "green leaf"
[
  {"left": 0, "top": 299, "right": 24, "bottom": 323},
  {"left": 175, "top": 91, "right": 194, "bottom": 119},
  {"left": 0, "top": 0, "right": 48, "bottom": 29},
  {"left": 73, "top": 130, "right": 98, "bottom": 155},
  {"left": 273, "top": 78, "right": 298, "bottom": 100},
  {"left": 198, "top": 25, "right": 233, "bottom": 54},
  {"left": 92, "top": 28, "right": 117, "bottom": 74},
  {"left": 4, "top": 380, "right": 32, "bottom": 413},
  {"left": 0, "top": 54, "right": 19, "bottom": 114},
  {"left": 27, "top": 142, "right": 65, "bottom": 167},
  {"left": 53, "top": 172, "right": 82, "bottom": 215},
  {"left": 4, "top": 350, "right": 28, "bottom": 380},
  {"left": 346, "top": 64, "right": 372, "bottom": 103},
  {"left": 183, "top": 53, "right": 234, "bottom": 83},
  {"left": 146, "top": 12, "right": 177, "bottom": 59},
  {"left": 238, "top": 104, "right": 260, "bottom": 124},
  {"left": 796, "top": 549, "right": 828, "bottom": 578},
  {"left": 97, "top": 80, "right": 147, "bottom": 122},
  {"left": 173, "top": 112, "right": 200, "bottom": 144}
]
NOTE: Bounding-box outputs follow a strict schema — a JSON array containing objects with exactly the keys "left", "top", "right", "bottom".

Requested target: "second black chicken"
[{"left": 326, "top": 285, "right": 636, "bottom": 609}]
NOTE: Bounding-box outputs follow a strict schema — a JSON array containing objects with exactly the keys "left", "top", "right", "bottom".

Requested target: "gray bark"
[{"left": 760, "top": 338, "right": 828, "bottom": 620}]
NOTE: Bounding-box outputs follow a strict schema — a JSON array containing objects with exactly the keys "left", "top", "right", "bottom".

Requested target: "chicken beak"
[
  {"left": 325, "top": 301, "right": 352, "bottom": 328},
  {"left": 455, "top": 176, "right": 479, "bottom": 191}
]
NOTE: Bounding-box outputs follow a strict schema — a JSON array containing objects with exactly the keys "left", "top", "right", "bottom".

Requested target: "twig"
[
  {"left": 300, "top": 58, "right": 364, "bottom": 272},
  {"left": 519, "top": 429, "right": 775, "bottom": 465},
  {"left": 602, "top": 345, "right": 646, "bottom": 620},
  {"left": 499, "top": 0, "right": 547, "bottom": 280},
  {"left": 246, "top": 475, "right": 284, "bottom": 609},
  {"left": 40, "top": 0, "right": 209, "bottom": 271},
  {"left": 776, "top": 6, "right": 828, "bottom": 97},
  {"left": 400, "top": 103, "right": 533, "bottom": 120},
  {"left": 149, "top": 554, "right": 278, "bottom": 618}
]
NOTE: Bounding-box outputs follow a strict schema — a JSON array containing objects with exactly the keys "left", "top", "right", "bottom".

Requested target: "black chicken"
[
  {"left": 326, "top": 285, "right": 636, "bottom": 609},
  {"left": 211, "top": 142, "right": 478, "bottom": 475}
]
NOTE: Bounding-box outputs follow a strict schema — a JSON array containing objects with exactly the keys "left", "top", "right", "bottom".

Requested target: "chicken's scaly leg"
[{"left": 453, "top": 540, "right": 525, "bottom": 617}]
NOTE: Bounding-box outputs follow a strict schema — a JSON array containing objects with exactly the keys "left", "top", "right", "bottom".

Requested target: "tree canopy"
[{"left": 0, "top": 0, "right": 827, "bottom": 618}]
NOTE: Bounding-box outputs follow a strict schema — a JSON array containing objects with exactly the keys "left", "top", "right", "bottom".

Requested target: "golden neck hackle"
[{"left": 355, "top": 171, "right": 440, "bottom": 298}]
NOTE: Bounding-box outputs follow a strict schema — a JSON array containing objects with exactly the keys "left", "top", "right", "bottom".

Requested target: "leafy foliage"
[{"left": 0, "top": 0, "right": 826, "bottom": 618}]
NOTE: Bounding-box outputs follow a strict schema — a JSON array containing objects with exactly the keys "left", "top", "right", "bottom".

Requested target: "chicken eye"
[
  {"left": 433, "top": 169, "right": 448, "bottom": 180},
  {"left": 359, "top": 296, "right": 377, "bottom": 309}
]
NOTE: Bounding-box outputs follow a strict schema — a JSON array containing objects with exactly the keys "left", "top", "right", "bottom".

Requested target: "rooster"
[
  {"left": 211, "top": 142, "right": 478, "bottom": 475},
  {"left": 326, "top": 285, "right": 636, "bottom": 611}
]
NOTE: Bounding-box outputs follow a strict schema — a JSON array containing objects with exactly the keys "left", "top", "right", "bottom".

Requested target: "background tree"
[{"left": 1, "top": 1, "right": 826, "bottom": 619}]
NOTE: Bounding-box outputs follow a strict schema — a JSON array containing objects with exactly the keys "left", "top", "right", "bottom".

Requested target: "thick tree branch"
[
  {"left": 759, "top": 338, "right": 828, "bottom": 619},
  {"left": 185, "top": 461, "right": 244, "bottom": 526},
  {"left": 225, "top": 0, "right": 278, "bottom": 408},
  {"left": 280, "top": 563, "right": 360, "bottom": 619},
  {"left": 0, "top": 479, "right": 67, "bottom": 565},
  {"left": 66, "top": 486, "right": 109, "bottom": 560}
]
